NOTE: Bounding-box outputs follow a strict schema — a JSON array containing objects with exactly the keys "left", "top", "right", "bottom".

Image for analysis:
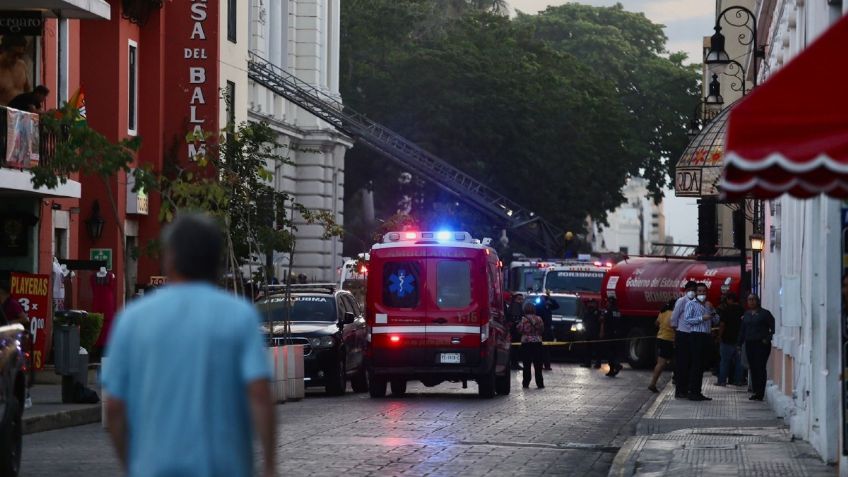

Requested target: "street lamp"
[
  {"left": 705, "top": 6, "right": 762, "bottom": 88},
  {"left": 86, "top": 200, "right": 105, "bottom": 241},
  {"left": 705, "top": 74, "right": 724, "bottom": 106},
  {"left": 749, "top": 233, "right": 764, "bottom": 252}
]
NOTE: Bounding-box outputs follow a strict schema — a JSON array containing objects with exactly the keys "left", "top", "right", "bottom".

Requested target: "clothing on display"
[{"left": 91, "top": 268, "right": 117, "bottom": 347}]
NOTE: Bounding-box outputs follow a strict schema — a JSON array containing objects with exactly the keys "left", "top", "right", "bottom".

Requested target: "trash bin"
[{"left": 54, "top": 310, "right": 85, "bottom": 376}]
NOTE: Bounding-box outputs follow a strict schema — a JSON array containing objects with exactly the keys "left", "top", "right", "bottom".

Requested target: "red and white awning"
[{"left": 721, "top": 13, "right": 848, "bottom": 200}]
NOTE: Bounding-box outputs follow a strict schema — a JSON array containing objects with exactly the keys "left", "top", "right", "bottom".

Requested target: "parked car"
[
  {"left": 255, "top": 285, "right": 368, "bottom": 395},
  {"left": 0, "top": 323, "right": 26, "bottom": 477}
]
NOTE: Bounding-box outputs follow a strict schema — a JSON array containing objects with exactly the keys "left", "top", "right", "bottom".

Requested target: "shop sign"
[
  {"left": 0, "top": 11, "right": 45, "bottom": 36},
  {"left": 186, "top": 0, "right": 212, "bottom": 161},
  {"left": 675, "top": 166, "right": 721, "bottom": 197},
  {"left": 149, "top": 276, "right": 167, "bottom": 286},
  {"left": 10, "top": 273, "right": 50, "bottom": 370},
  {"left": 90, "top": 248, "right": 113, "bottom": 270}
]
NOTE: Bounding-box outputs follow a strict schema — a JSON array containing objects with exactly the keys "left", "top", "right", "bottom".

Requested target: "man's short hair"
[
  {"left": 684, "top": 280, "right": 698, "bottom": 290},
  {"left": 34, "top": 85, "right": 49, "bottom": 96},
  {"left": 162, "top": 213, "right": 223, "bottom": 282},
  {"left": 695, "top": 282, "right": 707, "bottom": 290}
]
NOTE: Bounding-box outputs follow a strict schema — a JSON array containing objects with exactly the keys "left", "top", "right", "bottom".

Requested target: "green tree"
[{"left": 340, "top": 1, "right": 698, "bottom": 255}]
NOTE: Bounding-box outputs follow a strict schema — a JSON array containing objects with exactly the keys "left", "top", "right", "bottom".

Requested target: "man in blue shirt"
[
  {"left": 682, "top": 282, "right": 719, "bottom": 401},
  {"left": 102, "top": 214, "right": 276, "bottom": 477},
  {"left": 671, "top": 280, "right": 697, "bottom": 398}
]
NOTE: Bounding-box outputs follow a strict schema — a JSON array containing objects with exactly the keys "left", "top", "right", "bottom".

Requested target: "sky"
[{"left": 510, "top": 0, "right": 712, "bottom": 244}]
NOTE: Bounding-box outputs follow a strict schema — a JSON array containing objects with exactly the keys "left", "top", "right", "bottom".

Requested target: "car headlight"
[
  {"left": 310, "top": 336, "right": 335, "bottom": 348},
  {"left": 570, "top": 322, "right": 585, "bottom": 332}
]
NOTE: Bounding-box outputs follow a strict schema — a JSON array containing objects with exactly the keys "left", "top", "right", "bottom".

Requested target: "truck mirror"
[{"left": 342, "top": 312, "right": 355, "bottom": 325}]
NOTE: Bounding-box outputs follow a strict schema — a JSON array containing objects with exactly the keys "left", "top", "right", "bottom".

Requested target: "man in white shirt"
[{"left": 671, "top": 280, "right": 697, "bottom": 398}]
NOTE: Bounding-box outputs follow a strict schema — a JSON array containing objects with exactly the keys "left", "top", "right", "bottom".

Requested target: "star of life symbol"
[{"left": 389, "top": 269, "right": 415, "bottom": 297}]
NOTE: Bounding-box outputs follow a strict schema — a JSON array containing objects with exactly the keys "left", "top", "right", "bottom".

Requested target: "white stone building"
[
  {"left": 592, "top": 177, "right": 665, "bottom": 255},
  {"left": 745, "top": 0, "right": 847, "bottom": 469},
  {"left": 246, "top": 0, "right": 352, "bottom": 281}
]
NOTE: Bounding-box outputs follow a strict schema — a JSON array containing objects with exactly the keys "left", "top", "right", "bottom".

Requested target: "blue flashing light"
[
  {"left": 535, "top": 297, "right": 542, "bottom": 304},
  {"left": 436, "top": 231, "right": 452, "bottom": 241}
]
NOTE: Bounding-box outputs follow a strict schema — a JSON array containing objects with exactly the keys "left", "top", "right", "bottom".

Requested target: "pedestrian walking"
[
  {"left": 580, "top": 299, "right": 603, "bottom": 368},
  {"left": 738, "top": 294, "right": 775, "bottom": 401},
  {"left": 507, "top": 293, "right": 525, "bottom": 370},
  {"left": 602, "top": 297, "right": 624, "bottom": 377},
  {"left": 102, "top": 214, "right": 276, "bottom": 477},
  {"left": 682, "top": 283, "right": 719, "bottom": 401},
  {"left": 535, "top": 290, "right": 559, "bottom": 370},
  {"left": 716, "top": 293, "right": 745, "bottom": 386},
  {"left": 517, "top": 302, "right": 545, "bottom": 388},
  {"left": 671, "top": 280, "right": 697, "bottom": 398},
  {"left": 648, "top": 300, "right": 676, "bottom": 393}
]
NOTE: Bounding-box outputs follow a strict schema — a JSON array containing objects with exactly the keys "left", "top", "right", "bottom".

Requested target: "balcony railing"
[{"left": 0, "top": 104, "right": 57, "bottom": 170}]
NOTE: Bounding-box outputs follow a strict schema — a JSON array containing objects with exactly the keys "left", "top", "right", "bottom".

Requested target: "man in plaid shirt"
[{"left": 683, "top": 283, "right": 719, "bottom": 401}]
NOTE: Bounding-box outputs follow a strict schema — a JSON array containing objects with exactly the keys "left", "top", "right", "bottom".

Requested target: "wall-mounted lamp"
[
  {"left": 750, "top": 233, "right": 765, "bottom": 252},
  {"left": 86, "top": 200, "right": 105, "bottom": 240}
]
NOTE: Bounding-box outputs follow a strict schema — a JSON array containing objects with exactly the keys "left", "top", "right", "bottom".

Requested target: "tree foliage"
[{"left": 340, "top": 1, "right": 698, "bottom": 252}]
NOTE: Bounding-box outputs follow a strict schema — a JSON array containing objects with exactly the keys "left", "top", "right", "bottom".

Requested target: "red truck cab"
[{"left": 365, "top": 231, "right": 511, "bottom": 398}]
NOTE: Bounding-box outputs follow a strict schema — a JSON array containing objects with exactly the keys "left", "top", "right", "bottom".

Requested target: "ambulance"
[{"left": 365, "top": 231, "right": 511, "bottom": 398}]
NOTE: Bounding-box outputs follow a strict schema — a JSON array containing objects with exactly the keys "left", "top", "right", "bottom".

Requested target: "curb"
[{"left": 23, "top": 405, "right": 102, "bottom": 435}]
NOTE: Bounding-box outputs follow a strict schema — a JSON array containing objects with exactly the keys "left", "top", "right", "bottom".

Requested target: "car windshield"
[
  {"left": 256, "top": 295, "right": 337, "bottom": 322},
  {"left": 510, "top": 266, "right": 544, "bottom": 292},
  {"left": 554, "top": 298, "right": 579, "bottom": 316},
  {"left": 545, "top": 271, "right": 605, "bottom": 293}
]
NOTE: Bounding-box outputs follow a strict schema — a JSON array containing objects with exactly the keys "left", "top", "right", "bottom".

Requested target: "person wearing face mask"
[
  {"left": 737, "top": 294, "right": 775, "bottom": 401},
  {"left": 682, "top": 283, "right": 719, "bottom": 401},
  {"left": 671, "top": 281, "right": 697, "bottom": 398}
]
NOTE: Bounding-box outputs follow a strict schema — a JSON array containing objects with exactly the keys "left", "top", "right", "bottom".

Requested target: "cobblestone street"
[{"left": 21, "top": 364, "right": 662, "bottom": 476}]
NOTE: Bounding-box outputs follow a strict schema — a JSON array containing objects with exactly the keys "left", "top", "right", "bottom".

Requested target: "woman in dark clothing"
[
  {"left": 507, "top": 294, "right": 526, "bottom": 370},
  {"left": 737, "top": 294, "right": 775, "bottom": 401}
]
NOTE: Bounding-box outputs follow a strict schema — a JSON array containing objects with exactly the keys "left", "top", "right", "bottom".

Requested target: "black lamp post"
[
  {"left": 86, "top": 200, "right": 105, "bottom": 241},
  {"left": 704, "top": 6, "right": 762, "bottom": 88}
]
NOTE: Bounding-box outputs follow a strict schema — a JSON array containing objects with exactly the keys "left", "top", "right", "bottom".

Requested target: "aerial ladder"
[{"left": 247, "top": 53, "right": 564, "bottom": 255}]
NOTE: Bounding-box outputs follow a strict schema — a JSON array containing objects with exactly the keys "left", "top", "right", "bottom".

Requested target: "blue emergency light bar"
[{"left": 384, "top": 231, "right": 473, "bottom": 243}]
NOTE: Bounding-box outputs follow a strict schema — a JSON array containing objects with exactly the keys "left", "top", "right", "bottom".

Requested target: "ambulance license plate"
[{"left": 440, "top": 353, "right": 461, "bottom": 364}]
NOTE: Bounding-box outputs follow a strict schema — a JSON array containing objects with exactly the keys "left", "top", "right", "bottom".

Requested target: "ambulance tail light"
[
  {"left": 390, "top": 335, "right": 401, "bottom": 344},
  {"left": 404, "top": 232, "right": 417, "bottom": 240}
]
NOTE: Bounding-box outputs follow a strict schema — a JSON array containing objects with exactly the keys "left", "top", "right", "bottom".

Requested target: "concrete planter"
[{"left": 269, "top": 344, "right": 305, "bottom": 402}]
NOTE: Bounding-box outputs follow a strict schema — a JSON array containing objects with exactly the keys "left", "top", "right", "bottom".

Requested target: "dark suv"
[
  {"left": 0, "top": 324, "right": 26, "bottom": 477},
  {"left": 255, "top": 285, "right": 368, "bottom": 395}
]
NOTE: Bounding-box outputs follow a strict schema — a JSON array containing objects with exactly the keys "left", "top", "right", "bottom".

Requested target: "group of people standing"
[{"left": 650, "top": 280, "right": 775, "bottom": 401}]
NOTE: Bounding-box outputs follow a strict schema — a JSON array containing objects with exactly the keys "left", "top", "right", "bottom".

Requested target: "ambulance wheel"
[
  {"left": 325, "top": 360, "right": 346, "bottom": 396},
  {"left": 477, "top": 366, "right": 496, "bottom": 399},
  {"left": 350, "top": 367, "right": 368, "bottom": 393},
  {"left": 390, "top": 379, "right": 407, "bottom": 396},
  {"left": 495, "top": 367, "right": 511, "bottom": 396},
  {"left": 368, "top": 373, "right": 387, "bottom": 398}
]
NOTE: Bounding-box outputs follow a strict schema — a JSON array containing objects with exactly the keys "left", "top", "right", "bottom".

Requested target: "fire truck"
[
  {"left": 365, "top": 231, "right": 511, "bottom": 398},
  {"left": 601, "top": 257, "right": 742, "bottom": 368}
]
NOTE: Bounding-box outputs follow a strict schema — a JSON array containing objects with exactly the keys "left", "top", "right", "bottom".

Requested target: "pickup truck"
[{"left": 0, "top": 323, "right": 26, "bottom": 477}]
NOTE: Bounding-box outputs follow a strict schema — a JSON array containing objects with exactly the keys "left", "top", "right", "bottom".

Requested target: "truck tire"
[
  {"left": 390, "top": 379, "right": 407, "bottom": 396},
  {"left": 477, "top": 365, "right": 496, "bottom": 399},
  {"left": 325, "top": 359, "right": 347, "bottom": 396},
  {"left": 0, "top": 393, "right": 22, "bottom": 477},
  {"left": 350, "top": 366, "right": 368, "bottom": 393},
  {"left": 627, "top": 327, "right": 655, "bottom": 369},
  {"left": 368, "top": 372, "right": 387, "bottom": 398},
  {"left": 495, "top": 366, "right": 511, "bottom": 396}
]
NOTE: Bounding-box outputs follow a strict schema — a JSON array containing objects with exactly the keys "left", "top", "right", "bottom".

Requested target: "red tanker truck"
[{"left": 601, "top": 257, "right": 742, "bottom": 368}]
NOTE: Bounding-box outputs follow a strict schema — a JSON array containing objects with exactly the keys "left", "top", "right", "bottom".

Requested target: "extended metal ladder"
[{"left": 247, "top": 53, "right": 563, "bottom": 254}]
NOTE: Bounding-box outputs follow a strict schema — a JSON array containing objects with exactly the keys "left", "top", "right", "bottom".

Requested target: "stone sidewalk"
[{"left": 609, "top": 378, "right": 836, "bottom": 476}]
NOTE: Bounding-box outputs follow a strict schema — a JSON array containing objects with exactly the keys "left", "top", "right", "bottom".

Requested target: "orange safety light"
[
  {"left": 390, "top": 335, "right": 401, "bottom": 343},
  {"left": 404, "top": 232, "right": 417, "bottom": 240}
]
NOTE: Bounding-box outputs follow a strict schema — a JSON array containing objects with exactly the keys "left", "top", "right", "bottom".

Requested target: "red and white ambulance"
[{"left": 365, "top": 231, "right": 511, "bottom": 398}]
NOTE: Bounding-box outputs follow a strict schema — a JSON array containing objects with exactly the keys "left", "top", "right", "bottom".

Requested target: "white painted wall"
[
  {"left": 757, "top": 0, "right": 846, "bottom": 467},
  {"left": 247, "top": 0, "right": 351, "bottom": 281}
]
